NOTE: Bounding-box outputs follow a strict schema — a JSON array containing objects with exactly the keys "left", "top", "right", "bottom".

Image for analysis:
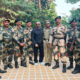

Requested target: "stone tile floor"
[{"left": 0, "top": 58, "right": 80, "bottom": 80}]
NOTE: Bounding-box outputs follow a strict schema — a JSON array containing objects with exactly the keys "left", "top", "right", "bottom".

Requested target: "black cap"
[
  {"left": 55, "top": 16, "right": 61, "bottom": 21},
  {"left": 15, "top": 18, "right": 21, "bottom": 23},
  {"left": 4, "top": 19, "right": 10, "bottom": 22},
  {"left": 70, "top": 19, "right": 77, "bottom": 24},
  {"left": 26, "top": 20, "right": 31, "bottom": 23}
]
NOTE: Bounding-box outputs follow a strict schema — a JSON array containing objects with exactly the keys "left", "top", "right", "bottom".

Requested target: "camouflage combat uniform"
[
  {"left": 12, "top": 26, "right": 26, "bottom": 67},
  {"left": 0, "top": 27, "right": 5, "bottom": 69},
  {"left": 24, "top": 27, "right": 33, "bottom": 62},
  {"left": 49, "top": 25, "right": 67, "bottom": 72},
  {"left": 67, "top": 27, "right": 77, "bottom": 69},
  {"left": 2, "top": 27, "right": 13, "bottom": 69},
  {"left": 72, "top": 27, "right": 80, "bottom": 74},
  {"left": 0, "top": 27, "right": 6, "bottom": 73}
]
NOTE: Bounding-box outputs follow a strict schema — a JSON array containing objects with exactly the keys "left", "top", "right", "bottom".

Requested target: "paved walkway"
[{"left": 0, "top": 58, "right": 80, "bottom": 80}]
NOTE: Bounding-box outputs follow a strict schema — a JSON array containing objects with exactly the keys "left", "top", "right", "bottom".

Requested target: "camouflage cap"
[
  {"left": 4, "top": 18, "right": 10, "bottom": 22},
  {"left": 15, "top": 18, "right": 21, "bottom": 23},
  {"left": 26, "top": 20, "right": 31, "bottom": 23}
]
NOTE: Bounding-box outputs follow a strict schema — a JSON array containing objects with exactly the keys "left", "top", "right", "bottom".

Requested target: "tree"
[
  {"left": 65, "top": 0, "right": 80, "bottom": 27},
  {"left": 0, "top": 0, "right": 57, "bottom": 27},
  {"left": 66, "top": 0, "right": 80, "bottom": 3},
  {"left": 70, "top": 8, "right": 80, "bottom": 27}
]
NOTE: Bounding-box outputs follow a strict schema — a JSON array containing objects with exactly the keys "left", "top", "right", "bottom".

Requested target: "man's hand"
[
  {"left": 20, "top": 42, "right": 25, "bottom": 47},
  {"left": 65, "top": 43, "right": 67, "bottom": 47},
  {"left": 35, "top": 44, "right": 38, "bottom": 47},
  {"left": 69, "top": 45, "right": 73, "bottom": 51},
  {"left": 49, "top": 43, "right": 52, "bottom": 48}
]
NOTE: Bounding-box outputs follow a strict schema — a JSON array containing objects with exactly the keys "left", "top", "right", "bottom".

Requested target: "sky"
[{"left": 54, "top": 0, "right": 80, "bottom": 17}]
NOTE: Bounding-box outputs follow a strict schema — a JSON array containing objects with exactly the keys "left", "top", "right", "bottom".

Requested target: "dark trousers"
[
  {"left": 69, "top": 57, "right": 73, "bottom": 64},
  {"left": 68, "top": 50, "right": 73, "bottom": 64},
  {"left": 34, "top": 43, "right": 44, "bottom": 63}
]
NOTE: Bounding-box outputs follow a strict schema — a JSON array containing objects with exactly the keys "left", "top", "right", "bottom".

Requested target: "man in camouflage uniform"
[
  {"left": 71, "top": 22, "right": 80, "bottom": 74},
  {"left": 67, "top": 19, "right": 77, "bottom": 70},
  {"left": 24, "top": 21, "right": 33, "bottom": 64},
  {"left": 12, "top": 19, "right": 26, "bottom": 68},
  {"left": 44, "top": 20, "right": 53, "bottom": 66},
  {"left": 0, "top": 26, "right": 7, "bottom": 73},
  {"left": 49, "top": 16, "right": 67, "bottom": 73},
  {"left": 2, "top": 19, "right": 13, "bottom": 70}
]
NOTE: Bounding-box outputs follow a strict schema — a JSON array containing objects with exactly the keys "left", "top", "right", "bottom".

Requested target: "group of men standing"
[
  {"left": 0, "top": 18, "right": 34, "bottom": 79},
  {"left": 0, "top": 16, "right": 80, "bottom": 79}
]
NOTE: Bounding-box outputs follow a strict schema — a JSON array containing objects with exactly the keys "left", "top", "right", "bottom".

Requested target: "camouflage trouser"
[
  {"left": 67, "top": 43, "right": 74, "bottom": 63},
  {"left": 26, "top": 40, "right": 33, "bottom": 58},
  {"left": 67, "top": 43, "right": 74, "bottom": 56},
  {"left": 44, "top": 40, "right": 53, "bottom": 63},
  {"left": 53, "top": 45, "right": 67, "bottom": 63},
  {"left": 0, "top": 49, "right": 3, "bottom": 69},
  {"left": 14, "top": 43, "right": 20, "bottom": 62},
  {"left": 3, "top": 42, "right": 13, "bottom": 66},
  {"left": 74, "top": 47, "right": 80, "bottom": 65},
  {"left": 0, "top": 43, "right": 5, "bottom": 69},
  {"left": 14, "top": 44, "right": 27, "bottom": 63}
]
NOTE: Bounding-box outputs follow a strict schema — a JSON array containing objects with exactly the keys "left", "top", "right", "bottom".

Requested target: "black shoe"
[
  {"left": 0, "top": 69, "right": 7, "bottom": 73},
  {"left": 62, "top": 64, "right": 66, "bottom": 73},
  {"left": 47, "top": 63, "right": 51, "bottom": 66},
  {"left": 15, "top": 61, "right": 19, "bottom": 68},
  {"left": 21, "top": 61, "right": 24, "bottom": 66},
  {"left": 23, "top": 62, "right": 27, "bottom": 67},
  {"left": 0, "top": 76, "right": 1, "bottom": 79},
  {"left": 8, "top": 64, "right": 13, "bottom": 69},
  {"left": 67, "top": 63, "right": 73, "bottom": 69},
  {"left": 72, "top": 64, "right": 80, "bottom": 74},
  {"left": 45, "top": 63, "right": 48, "bottom": 66},
  {"left": 67, "top": 65, "right": 73, "bottom": 69},
  {"left": 29, "top": 61, "right": 34, "bottom": 65},
  {"left": 29, "top": 57, "right": 32, "bottom": 61},
  {"left": 4, "top": 65, "right": 8, "bottom": 70},
  {"left": 52, "top": 60, "right": 59, "bottom": 69},
  {"left": 72, "top": 69, "right": 80, "bottom": 74}
]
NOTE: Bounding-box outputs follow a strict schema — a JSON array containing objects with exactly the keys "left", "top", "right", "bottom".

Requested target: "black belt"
[
  {"left": 0, "top": 40, "right": 3, "bottom": 42},
  {"left": 54, "top": 37, "right": 64, "bottom": 39},
  {"left": 44, "top": 39, "right": 49, "bottom": 41}
]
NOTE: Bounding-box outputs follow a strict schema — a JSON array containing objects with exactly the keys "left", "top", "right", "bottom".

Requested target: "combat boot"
[
  {"left": 45, "top": 63, "right": 48, "bottom": 66},
  {"left": 15, "top": 61, "right": 19, "bottom": 68},
  {"left": 62, "top": 64, "right": 66, "bottom": 73},
  {"left": 47, "top": 63, "right": 51, "bottom": 66},
  {"left": 0, "top": 76, "right": 1, "bottom": 79},
  {"left": 67, "top": 62, "right": 73, "bottom": 69},
  {"left": 0, "top": 69, "right": 7, "bottom": 73},
  {"left": 72, "top": 64, "right": 80, "bottom": 74},
  {"left": 21, "top": 60, "right": 24, "bottom": 66},
  {"left": 29, "top": 57, "right": 32, "bottom": 61},
  {"left": 8, "top": 64, "right": 13, "bottom": 69},
  {"left": 29, "top": 57, "right": 34, "bottom": 65},
  {"left": 23, "top": 62, "right": 27, "bottom": 67},
  {"left": 4, "top": 65, "right": 8, "bottom": 70},
  {"left": 52, "top": 60, "right": 59, "bottom": 69}
]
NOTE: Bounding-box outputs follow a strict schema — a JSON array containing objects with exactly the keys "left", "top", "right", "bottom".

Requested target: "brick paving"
[{"left": 0, "top": 58, "right": 80, "bottom": 80}]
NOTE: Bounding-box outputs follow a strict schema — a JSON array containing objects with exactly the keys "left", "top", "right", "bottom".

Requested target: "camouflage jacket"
[
  {"left": 49, "top": 25, "right": 67, "bottom": 46},
  {"left": 12, "top": 26, "right": 24, "bottom": 46},
  {"left": 0, "top": 27, "right": 4, "bottom": 43},
  {"left": 67, "top": 27, "right": 77, "bottom": 43},
  {"left": 24, "top": 27, "right": 33, "bottom": 42},
  {"left": 75, "top": 27, "right": 80, "bottom": 48},
  {"left": 3, "top": 27, "right": 13, "bottom": 43}
]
